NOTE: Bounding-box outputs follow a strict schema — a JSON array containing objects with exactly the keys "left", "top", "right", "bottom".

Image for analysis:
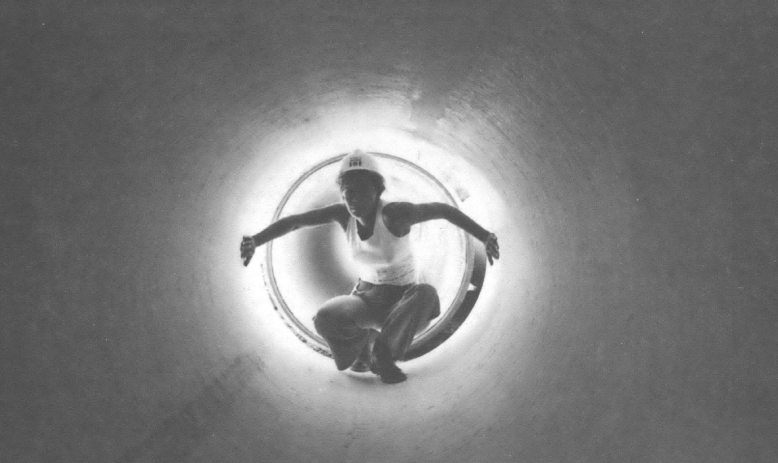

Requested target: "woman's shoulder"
[
  {"left": 382, "top": 201, "right": 414, "bottom": 214},
  {"left": 381, "top": 201, "right": 415, "bottom": 236}
]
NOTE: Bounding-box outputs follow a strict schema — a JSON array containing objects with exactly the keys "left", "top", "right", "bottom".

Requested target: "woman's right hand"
[{"left": 241, "top": 235, "right": 257, "bottom": 267}]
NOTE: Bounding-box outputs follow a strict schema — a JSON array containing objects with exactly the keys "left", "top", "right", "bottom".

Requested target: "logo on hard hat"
[{"left": 349, "top": 158, "right": 362, "bottom": 168}]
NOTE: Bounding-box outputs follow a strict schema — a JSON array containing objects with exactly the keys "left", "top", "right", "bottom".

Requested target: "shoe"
[
  {"left": 370, "top": 338, "right": 407, "bottom": 384},
  {"left": 349, "top": 358, "right": 371, "bottom": 372}
]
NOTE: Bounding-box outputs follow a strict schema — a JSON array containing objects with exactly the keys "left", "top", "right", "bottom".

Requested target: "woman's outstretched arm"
[
  {"left": 241, "top": 203, "right": 347, "bottom": 266},
  {"left": 384, "top": 202, "right": 500, "bottom": 265}
]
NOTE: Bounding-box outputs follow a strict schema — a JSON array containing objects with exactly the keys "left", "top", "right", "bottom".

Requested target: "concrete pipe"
[{"left": 3, "top": 1, "right": 777, "bottom": 462}]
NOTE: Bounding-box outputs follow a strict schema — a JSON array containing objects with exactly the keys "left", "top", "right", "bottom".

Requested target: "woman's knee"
[
  {"left": 313, "top": 296, "right": 367, "bottom": 333},
  {"left": 413, "top": 283, "right": 439, "bottom": 304},
  {"left": 410, "top": 283, "right": 440, "bottom": 320},
  {"left": 313, "top": 307, "right": 336, "bottom": 333}
]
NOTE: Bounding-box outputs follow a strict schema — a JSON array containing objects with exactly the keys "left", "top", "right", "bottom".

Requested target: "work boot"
[
  {"left": 350, "top": 330, "right": 377, "bottom": 372},
  {"left": 370, "top": 337, "right": 407, "bottom": 384}
]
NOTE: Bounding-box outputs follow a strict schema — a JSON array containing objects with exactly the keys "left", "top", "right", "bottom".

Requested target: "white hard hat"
[{"left": 338, "top": 150, "right": 381, "bottom": 176}]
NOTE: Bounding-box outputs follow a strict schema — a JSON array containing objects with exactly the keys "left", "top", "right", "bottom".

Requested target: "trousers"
[{"left": 313, "top": 280, "right": 441, "bottom": 370}]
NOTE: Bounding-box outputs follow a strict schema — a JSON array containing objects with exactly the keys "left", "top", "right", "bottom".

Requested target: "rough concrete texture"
[{"left": 2, "top": 1, "right": 777, "bottom": 462}]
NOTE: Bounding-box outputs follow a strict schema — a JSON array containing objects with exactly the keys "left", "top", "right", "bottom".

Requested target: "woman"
[{"left": 241, "top": 151, "right": 499, "bottom": 384}]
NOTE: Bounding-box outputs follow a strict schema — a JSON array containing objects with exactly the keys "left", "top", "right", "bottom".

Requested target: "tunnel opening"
[{"left": 260, "top": 152, "right": 486, "bottom": 360}]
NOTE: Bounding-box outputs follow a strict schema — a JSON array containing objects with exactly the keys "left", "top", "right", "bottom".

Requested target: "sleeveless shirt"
[{"left": 345, "top": 200, "right": 417, "bottom": 286}]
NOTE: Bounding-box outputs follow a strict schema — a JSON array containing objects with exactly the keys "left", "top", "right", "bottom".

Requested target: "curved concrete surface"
[{"left": 3, "top": 2, "right": 777, "bottom": 462}]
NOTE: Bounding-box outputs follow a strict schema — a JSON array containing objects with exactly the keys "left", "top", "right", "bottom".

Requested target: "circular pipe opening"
[{"left": 261, "top": 152, "right": 486, "bottom": 359}]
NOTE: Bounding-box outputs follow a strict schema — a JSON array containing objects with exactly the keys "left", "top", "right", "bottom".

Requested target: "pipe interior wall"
[{"left": 3, "top": 1, "right": 777, "bottom": 462}]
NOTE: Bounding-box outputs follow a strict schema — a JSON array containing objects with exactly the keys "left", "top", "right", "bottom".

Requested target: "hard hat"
[{"left": 338, "top": 150, "right": 381, "bottom": 176}]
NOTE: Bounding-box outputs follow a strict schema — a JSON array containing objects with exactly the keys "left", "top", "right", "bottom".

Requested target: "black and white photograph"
[{"left": 2, "top": 1, "right": 776, "bottom": 462}]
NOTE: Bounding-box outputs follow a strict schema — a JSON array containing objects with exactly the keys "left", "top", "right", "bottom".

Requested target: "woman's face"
[{"left": 340, "top": 174, "right": 378, "bottom": 219}]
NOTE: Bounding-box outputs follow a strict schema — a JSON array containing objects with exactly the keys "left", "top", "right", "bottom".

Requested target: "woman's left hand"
[{"left": 484, "top": 233, "right": 500, "bottom": 265}]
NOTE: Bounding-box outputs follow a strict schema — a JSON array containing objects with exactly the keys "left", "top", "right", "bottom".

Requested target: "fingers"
[
  {"left": 486, "top": 249, "right": 498, "bottom": 265},
  {"left": 241, "top": 236, "right": 256, "bottom": 267},
  {"left": 487, "top": 240, "right": 499, "bottom": 254},
  {"left": 240, "top": 236, "right": 255, "bottom": 251},
  {"left": 484, "top": 233, "right": 499, "bottom": 266}
]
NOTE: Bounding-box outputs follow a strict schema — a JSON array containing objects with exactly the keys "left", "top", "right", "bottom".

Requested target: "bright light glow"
[{"left": 235, "top": 99, "right": 515, "bottom": 371}]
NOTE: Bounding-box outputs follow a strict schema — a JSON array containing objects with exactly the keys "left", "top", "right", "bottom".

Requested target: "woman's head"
[{"left": 337, "top": 151, "right": 386, "bottom": 218}]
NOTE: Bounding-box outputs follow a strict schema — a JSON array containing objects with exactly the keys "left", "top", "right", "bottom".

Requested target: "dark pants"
[{"left": 313, "top": 281, "right": 441, "bottom": 370}]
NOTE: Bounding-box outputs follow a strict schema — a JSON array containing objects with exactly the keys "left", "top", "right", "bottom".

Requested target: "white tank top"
[{"left": 346, "top": 200, "right": 417, "bottom": 286}]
